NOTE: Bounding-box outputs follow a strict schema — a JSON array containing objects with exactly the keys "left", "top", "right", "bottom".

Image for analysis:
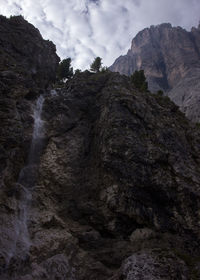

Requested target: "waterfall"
[
  {"left": 28, "top": 95, "right": 45, "bottom": 165},
  {"left": 18, "top": 95, "right": 45, "bottom": 191},
  {"left": 8, "top": 95, "right": 45, "bottom": 267},
  {"left": 50, "top": 89, "right": 57, "bottom": 96}
]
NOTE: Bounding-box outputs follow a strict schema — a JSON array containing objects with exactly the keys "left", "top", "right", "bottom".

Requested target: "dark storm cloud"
[{"left": 0, "top": 0, "right": 200, "bottom": 69}]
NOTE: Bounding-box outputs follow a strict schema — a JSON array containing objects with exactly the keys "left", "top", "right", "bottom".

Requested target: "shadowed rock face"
[
  {"left": 1, "top": 16, "right": 200, "bottom": 280},
  {"left": 0, "top": 16, "right": 59, "bottom": 278},
  {"left": 0, "top": 15, "right": 60, "bottom": 89},
  {"left": 2, "top": 69, "right": 200, "bottom": 279},
  {"left": 110, "top": 23, "right": 200, "bottom": 122},
  {"left": 0, "top": 14, "right": 59, "bottom": 188}
]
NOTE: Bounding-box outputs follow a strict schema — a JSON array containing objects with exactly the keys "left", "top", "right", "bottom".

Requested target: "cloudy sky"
[{"left": 0, "top": 0, "right": 200, "bottom": 69}]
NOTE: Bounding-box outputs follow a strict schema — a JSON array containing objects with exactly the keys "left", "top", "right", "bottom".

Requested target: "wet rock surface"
[
  {"left": 0, "top": 14, "right": 59, "bottom": 187},
  {"left": 110, "top": 23, "right": 200, "bottom": 122},
  {"left": 0, "top": 15, "right": 60, "bottom": 279},
  {"left": 10, "top": 71, "right": 200, "bottom": 279},
  {"left": 1, "top": 16, "right": 200, "bottom": 280}
]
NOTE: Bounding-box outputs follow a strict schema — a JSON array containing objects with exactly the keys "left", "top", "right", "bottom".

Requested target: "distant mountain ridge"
[{"left": 110, "top": 23, "right": 200, "bottom": 122}]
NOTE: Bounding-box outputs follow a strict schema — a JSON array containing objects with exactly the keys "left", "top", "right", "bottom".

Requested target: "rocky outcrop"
[
  {"left": 110, "top": 23, "right": 200, "bottom": 122},
  {"left": 0, "top": 14, "right": 59, "bottom": 186},
  {"left": 1, "top": 16, "right": 200, "bottom": 280},
  {"left": 0, "top": 15, "right": 59, "bottom": 89},
  {"left": 111, "top": 249, "right": 190, "bottom": 280},
  {"left": 2, "top": 69, "right": 200, "bottom": 279},
  {"left": 0, "top": 15, "right": 59, "bottom": 279}
]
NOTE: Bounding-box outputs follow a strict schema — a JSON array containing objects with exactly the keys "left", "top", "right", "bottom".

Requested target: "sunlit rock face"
[
  {"left": 110, "top": 23, "right": 200, "bottom": 122},
  {"left": 1, "top": 16, "right": 200, "bottom": 280}
]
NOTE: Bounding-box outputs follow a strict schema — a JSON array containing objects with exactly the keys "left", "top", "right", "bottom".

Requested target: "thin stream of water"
[{"left": 8, "top": 95, "right": 45, "bottom": 265}]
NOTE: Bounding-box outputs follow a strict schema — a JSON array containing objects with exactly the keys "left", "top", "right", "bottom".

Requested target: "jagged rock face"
[
  {"left": 110, "top": 249, "right": 190, "bottom": 280},
  {"left": 0, "top": 14, "right": 59, "bottom": 185},
  {"left": 110, "top": 23, "right": 200, "bottom": 122},
  {"left": 2, "top": 68, "right": 200, "bottom": 279},
  {"left": 0, "top": 16, "right": 59, "bottom": 279},
  {"left": 1, "top": 16, "right": 200, "bottom": 280},
  {"left": 0, "top": 15, "right": 60, "bottom": 89}
]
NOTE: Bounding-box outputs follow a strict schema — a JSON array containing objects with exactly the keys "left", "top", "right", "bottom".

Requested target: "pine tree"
[
  {"left": 90, "top": 57, "right": 102, "bottom": 73},
  {"left": 130, "top": 70, "right": 148, "bottom": 92},
  {"left": 57, "top": 58, "right": 73, "bottom": 81}
]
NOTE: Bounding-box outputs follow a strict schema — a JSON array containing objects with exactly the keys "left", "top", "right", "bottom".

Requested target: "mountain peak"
[
  {"left": 150, "top": 22, "right": 172, "bottom": 29},
  {"left": 110, "top": 22, "right": 200, "bottom": 122}
]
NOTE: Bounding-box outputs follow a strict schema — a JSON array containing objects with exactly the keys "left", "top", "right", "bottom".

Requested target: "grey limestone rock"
[
  {"left": 110, "top": 249, "right": 190, "bottom": 280},
  {"left": 110, "top": 23, "right": 200, "bottom": 122}
]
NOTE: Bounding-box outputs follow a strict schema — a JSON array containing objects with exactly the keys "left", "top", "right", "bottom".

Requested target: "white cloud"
[{"left": 0, "top": 0, "right": 200, "bottom": 69}]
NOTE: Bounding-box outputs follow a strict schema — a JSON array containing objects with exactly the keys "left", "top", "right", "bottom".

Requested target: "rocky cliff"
[
  {"left": 110, "top": 23, "right": 200, "bottom": 122},
  {"left": 0, "top": 15, "right": 59, "bottom": 89},
  {"left": 0, "top": 15, "right": 59, "bottom": 278},
  {"left": 0, "top": 14, "right": 59, "bottom": 188},
  {"left": 1, "top": 16, "right": 200, "bottom": 280}
]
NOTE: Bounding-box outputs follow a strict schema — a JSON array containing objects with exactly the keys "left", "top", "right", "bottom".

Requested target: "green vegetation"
[
  {"left": 154, "top": 92, "right": 172, "bottom": 107},
  {"left": 130, "top": 69, "right": 148, "bottom": 92},
  {"left": 57, "top": 58, "right": 73, "bottom": 81},
  {"left": 74, "top": 69, "right": 82, "bottom": 75},
  {"left": 195, "top": 122, "right": 200, "bottom": 129},
  {"left": 157, "top": 90, "right": 164, "bottom": 96},
  {"left": 90, "top": 57, "right": 102, "bottom": 73},
  {"left": 101, "top": 66, "right": 110, "bottom": 73}
]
